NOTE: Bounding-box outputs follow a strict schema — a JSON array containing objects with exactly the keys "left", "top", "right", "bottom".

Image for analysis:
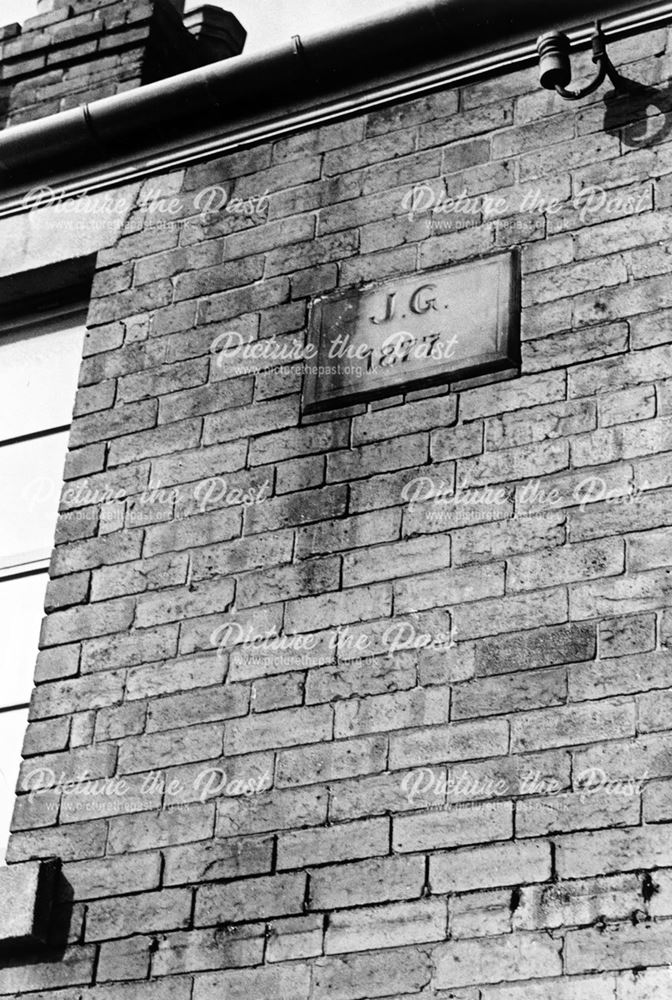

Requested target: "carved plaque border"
[{"left": 302, "top": 250, "right": 520, "bottom": 414}]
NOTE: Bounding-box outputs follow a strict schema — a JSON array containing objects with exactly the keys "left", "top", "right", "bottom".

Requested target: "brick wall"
[
  {"left": 0, "top": 0, "right": 231, "bottom": 127},
  {"left": 5, "top": 13, "right": 672, "bottom": 1000}
]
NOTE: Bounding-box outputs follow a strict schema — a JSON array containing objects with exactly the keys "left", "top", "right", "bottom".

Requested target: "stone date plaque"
[{"left": 302, "top": 251, "right": 520, "bottom": 413}]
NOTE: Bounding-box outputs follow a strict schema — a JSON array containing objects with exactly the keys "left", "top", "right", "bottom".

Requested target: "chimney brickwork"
[{"left": 0, "top": 0, "right": 243, "bottom": 127}]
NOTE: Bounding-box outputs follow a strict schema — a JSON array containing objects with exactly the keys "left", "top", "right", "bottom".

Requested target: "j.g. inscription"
[{"left": 302, "top": 252, "right": 520, "bottom": 413}]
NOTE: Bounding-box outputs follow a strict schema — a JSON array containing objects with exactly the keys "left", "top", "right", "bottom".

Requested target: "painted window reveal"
[{"left": 0, "top": 305, "right": 86, "bottom": 861}]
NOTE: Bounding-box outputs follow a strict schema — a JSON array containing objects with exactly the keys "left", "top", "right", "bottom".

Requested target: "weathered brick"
[
  {"left": 6, "top": 819, "right": 107, "bottom": 865},
  {"left": 327, "top": 434, "right": 429, "bottom": 484},
  {"left": 195, "top": 872, "right": 306, "bottom": 926},
  {"left": 574, "top": 730, "right": 672, "bottom": 788},
  {"left": 91, "top": 551, "right": 188, "bottom": 601},
  {"left": 135, "top": 577, "right": 235, "bottom": 627},
  {"left": 644, "top": 778, "right": 672, "bottom": 821},
  {"left": 180, "top": 604, "right": 284, "bottom": 658},
  {"left": 431, "top": 420, "right": 484, "bottom": 461},
  {"left": 152, "top": 924, "right": 264, "bottom": 976},
  {"left": 94, "top": 701, "right": 146, "bottom": 742},
  {"left": 615, "top": 968, "right": 672, "bottom": 999},
  {"left": 88, "top": 279, "right": 172, "bottom": 325},
  {"left": 305, "top": 651, "right": 416, "bottom": 705},
  {"left": 60, "top": 852, "right": 161, "bottom": 900},
  {"left": 434, "top": 932, "right": 562, "bottom": 989},
  {"left": 568, "top": 485, "right": 672, "bottom": 543},
  {"left": 343, "top": 534, "right": 452, "bottom": 588},
  {"left": 237, "top": 556, "right": 340, "bottom": 609},
  {"left": 325, "top": 898, "right": 446, "bottom": 954},
  {"left": 193, "top": 964, "right": 310, "bottom": 1000},
  {"left": 277, "top": 817, "right": 389, "bottom": 869},
  {"left": 523, "top": 322, "right": 629, "bottom": 374},
  {"left": 87, "top": 889, "right": 192, "bottom": 941},
  {"left": 267, "top": 914, "right": 324, "bottom": 963},
  {"left": 395, "top": 562, "right": 504, "bottom": 613},
  {"left": 570, "top": 344, "right": 672, "bottom": 399},
  {"left": 418, "top": 222, "right": 495, "bottom": 269},
  {"left": 638, "top": 687, "right": 672, "bottom": 732},
  {"left": 277, "top": 735, "right": 387, "bottom": 788},
  {"left": 285, "top": 583, "right": 392, "bottom": 634},
  {"left": 163, "top": 835, "right": 274, "bottom": 886},
  {"left": 393, "top": 800, "right": 512, "bottom": 852},
  {"left": 511, "top": 699, "right": 635, "bottom": 752},
  {"left": 159, "top": 376, "right": 254, "bottom": 424},
  {"left": 352, "top": 396, "right": 457, "bottom": 446},
  {"left": 521, "top": 298, "right": 572, "bottom": 342},
  {"left": 203, "top": 394, "right": 299, "bottom": 445},
  {"left": 631, "top": 308, "right": 672, "bottom": 349},
  {"left": 573, "top": 415, "right": 672, "bottom": 469},
  {"left": 569, "top": 649, "right": 670, "bottom": 702},
  {"left": 22, "top": 716, "right": 70, "bottom": 757},
  {"left": 223, "top": 705, "right": 332, "bottom": 754},
  {"left": 144, "top": 506, "right": 242, "bottom": 556},
  {"left": 117, "top": 722, "right": 224, "bottom": 774},
  {"left": 599, "top": 613, "right": 657, "bottom": 658},
  {"left": 197, "top": 276, "right": 290, "bottom": 324},
  {"left": 334, "top": 689, "right": 448, "bottom": 738},
  {"left": 191, "top": 529, "right": 293, "bottom": 581},
  {"left": 507, "top": 538, "right": 624, "bottom": 592},
  {"left": 559, "top": 825, "right": 672, "bottom": 881},
  {"left": 524, "top": 255, "right": 627, "bottom": 307},
  {"left": 216, "top": 786, "right": 327, "bottom": 838},
  {"left": 51, "top": 526, "right": 144, "bottom": 577},
  {"left": 0, "top": 946, "right": 97, "bottom": 994},
  {"left": 327, "top": 766, "right": 446, "bottom": 821},
  {"left": 475, "top": 622, "right": 596, "bottom": 676},
  {"left": 82, "top": 622, "right": 178, "bottom": 673},
  {"left": 244, "top": 484, "right": 347, "bottom": 535},
  {"left": 599, "top": 384, "right": 656, "bottom": 426},
  {"left": 450, "top": 886, "right": 512, "bottom": 938},
  {"left": 249, "top": 419, "right": 350, "bottom": 466},
  {"left": 350, "top": 463, "right": 446, "bottom": 516},
  {"left": 453, "top": 665, "right": 566, "bottom": 720},
  {"left": 452, "top": 587, "right": 569, "bottom": 642},
  {"left": 275, "top": 454, "right": 325, "bottom": 494},
  {"left": 565, "top": 922, "right": 672, "bottom": 975},
  {"left": 252, "top": 672, "right": 304, "bottom": 713},
  {"left": 486, "top": 400, "right": 595, "bottom": 452},
  {"left": 117, "top": 356, "right": 209, "bottom": 403},
  {"left": 107, "top": 418, "right": 202, "bottom": 467},
  {"left": 452, "top": 511, "right": 565, "bottom": 567},
  {"left": 107, "top": 803, "right": 215, "bottom": 854},
  {"left": 39, "top": 596, "right": 134, "bottom": 646},
  {"left": 516, "top": 788, "right": 640, "bottom": 837},
  {"left": 431, "top": 839, "right": 551, "bottom": 893},
  {"left": 403, "top": 486, "right": 514, "bottom": 538},
  {"left": 313, "top": 945, "right": 431, "bottom": 1000},
  {"left": 146, "top": 683, "right": 249, "bottom": 732},
  {"left": 30, "top": 671, "right": 125, "bottom": 720},
  {"left": 309, "top": 855, "right": 424, "bottom": 910},
  {"left": 457, "top": 440, "right": 569, "bottom": 488},
  {"left": 571, "top": 567, "right": 672, "bottom": 619},
  {"left": 418, "top": 642, "right": 476, "bottom": 686},
  {"left": 389, "top": 718, "right": 509, "bottom": 770}
]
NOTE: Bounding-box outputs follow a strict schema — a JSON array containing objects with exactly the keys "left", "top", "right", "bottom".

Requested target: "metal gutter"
[{"left": 0, "top": 0, "right": 671, "bottom": 216}]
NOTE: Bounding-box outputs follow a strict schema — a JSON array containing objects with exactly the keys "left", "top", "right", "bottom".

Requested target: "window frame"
[{"left": 0, "top": 298, "right": 88, "bottom": 859}]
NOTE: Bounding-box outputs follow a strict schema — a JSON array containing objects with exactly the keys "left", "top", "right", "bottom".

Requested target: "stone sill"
[{"left": 0, "top": 860, "right": 58, "bottom": 952}]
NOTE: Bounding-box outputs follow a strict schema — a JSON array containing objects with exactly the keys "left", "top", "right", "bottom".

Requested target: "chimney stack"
[{"left": 0, "top": 0, "right": 246, "bottom": 128}]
